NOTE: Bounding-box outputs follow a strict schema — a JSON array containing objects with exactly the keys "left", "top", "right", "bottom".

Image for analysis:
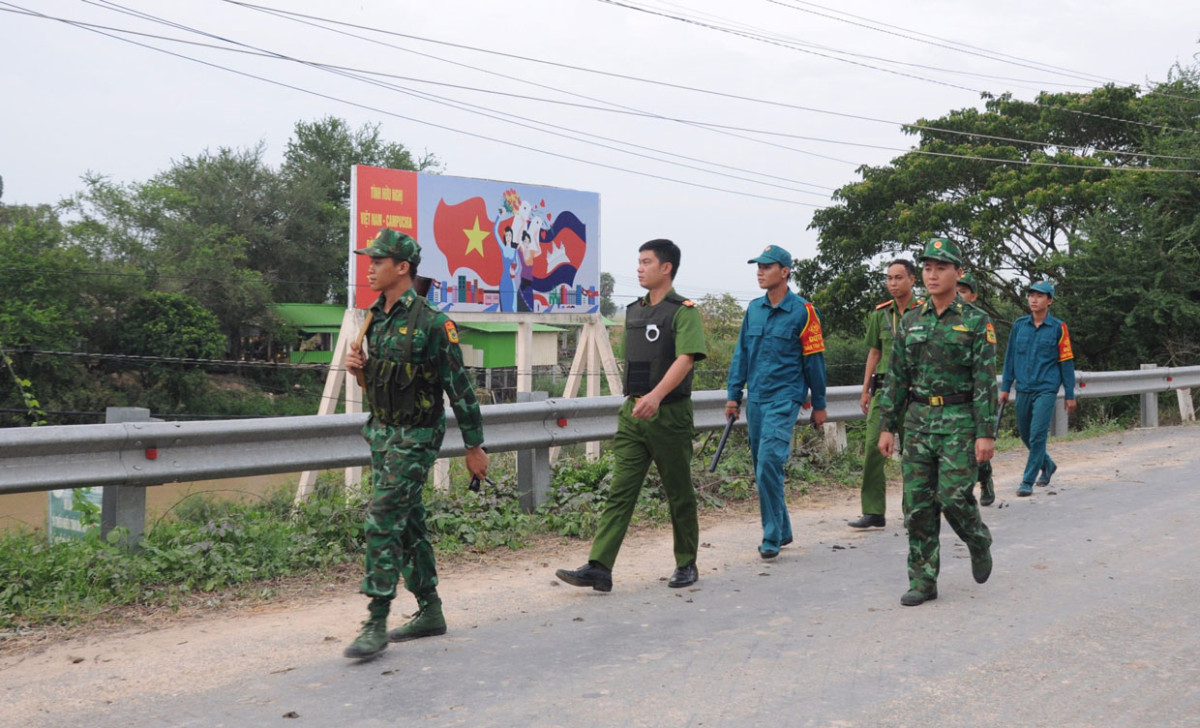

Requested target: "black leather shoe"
[
  {"left": 979, "top": 480, "right": 996, "bottom": 507},
  {"left": 900, "top": 587, "right": 938, "bottom": 606},
  {"left": 848, "top": 514, "right": 886, "bottom": 529},
  {"left": 555, "top": 562, "right": 613, "bottom": 592},
  {"left": 758, "top": 546, "right": 779, "bottom": 560},
  {"left": 668, "top": 563, "right": 698, "bottom": 588},
  {"left": 971, "top": 546, "right": 992, "bottom": 584}
]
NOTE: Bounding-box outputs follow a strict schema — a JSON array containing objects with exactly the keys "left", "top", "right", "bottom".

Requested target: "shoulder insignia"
[
  {"left": 915, "top": 298, "right": 925, "bottom": 307},
  {"left": 986, "top": 323, "right": 997, "bottom": 345},
  {"left": 875, "top": 300, "right": 893, "bottom": 310},
  {"left": 682, "top": 299, "right": 695, "bottom": 307},
  {"left": 444, "top": 320, "right": 459, "bottom": 344}
]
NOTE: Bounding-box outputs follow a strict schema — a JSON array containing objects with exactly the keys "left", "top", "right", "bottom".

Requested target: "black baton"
[
  {"left": 994, "top": 399, "right": 1006, "bottom": 438},
  {"left": 709, "top": 414, "right": 737, "bottom": 473}
]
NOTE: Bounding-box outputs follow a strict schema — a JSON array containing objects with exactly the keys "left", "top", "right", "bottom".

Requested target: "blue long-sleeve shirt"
[
  {"left": 726, "top": 290, "right": 827, "bottom": 408},
  {"left": 1001, "top": 313, "right": 1076, "bottom": 398}
]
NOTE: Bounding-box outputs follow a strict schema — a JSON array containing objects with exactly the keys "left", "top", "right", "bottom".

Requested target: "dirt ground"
[{"left": 0, "top": 436, "right": 1113, "bottom": 724}]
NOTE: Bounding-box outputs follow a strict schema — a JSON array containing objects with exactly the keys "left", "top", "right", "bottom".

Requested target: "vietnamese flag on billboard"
[{"left": 433, "top": 196, "right": 502, "bottom": 287}]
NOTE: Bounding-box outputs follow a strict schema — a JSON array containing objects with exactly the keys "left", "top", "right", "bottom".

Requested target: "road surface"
[{"left": 4, "top": 425, "right": 1198, "bottom": 727}]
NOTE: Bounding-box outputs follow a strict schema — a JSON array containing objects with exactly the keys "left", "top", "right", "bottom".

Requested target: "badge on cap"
[{"left": 934, "top": 241, "right": 943, "bottom": 249}]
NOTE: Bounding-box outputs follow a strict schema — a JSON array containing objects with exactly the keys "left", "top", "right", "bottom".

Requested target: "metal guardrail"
[{"left": 1, "top": 366, "right": 1197, "bottom": 499}]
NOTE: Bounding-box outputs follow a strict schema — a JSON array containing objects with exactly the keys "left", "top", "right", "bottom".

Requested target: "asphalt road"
[{"left": 35, "top": 425, "right": 1200, "bottom": 727}]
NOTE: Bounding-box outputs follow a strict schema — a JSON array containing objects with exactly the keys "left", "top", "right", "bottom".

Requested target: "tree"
[
  {"left": 693, "top": 293, "right": 744, "bottom": 390},
  {"left": 279, "top": 117, "right": 440, "bottom": 304},
  {"left": 599, "top": 272, "right": 616, "bottom": 318},
  {"left": 117, "top": 291, "right": 224, "bottom": 409},
  {"left": 804, "top": 84, "right": 1167, "bottom": 334}
]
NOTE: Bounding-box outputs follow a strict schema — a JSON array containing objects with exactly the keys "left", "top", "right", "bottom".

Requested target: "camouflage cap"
[
  {"left": 354, "top": 227, "right": 421, "bottom": 265},
  {"left": 1027, "top": 280, "right": 1056, "bottom": 298},
  {"left": 919, "top": 237, "right": 963, "bottom": 266},
  {"left": 747, "top": 244, "right": 794, "bottom": 267},
  {"left": 958, "top": 272, "right": 978, "bottom": 292}
]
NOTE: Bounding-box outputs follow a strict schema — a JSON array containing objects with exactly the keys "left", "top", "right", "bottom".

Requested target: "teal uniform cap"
[{"left": 747, "top": 244, "right": 794, "bottom": 267}]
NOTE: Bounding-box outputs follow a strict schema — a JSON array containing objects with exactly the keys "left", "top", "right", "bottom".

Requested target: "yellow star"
[{"left": 463, "top": 216, "right": 489, "bottom": 257}]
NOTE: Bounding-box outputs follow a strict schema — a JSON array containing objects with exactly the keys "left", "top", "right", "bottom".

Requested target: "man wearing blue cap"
[
  {"left": 725, "top": 244, "right": 827, "bottom": 559},
  {"left": 1000, "top": 280, "right": 1076, "bottom": 497}
]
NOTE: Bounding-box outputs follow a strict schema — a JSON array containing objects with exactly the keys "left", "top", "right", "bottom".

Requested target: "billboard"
[{"left": 350, "top": 166, "right": 601, "bottom": 313}]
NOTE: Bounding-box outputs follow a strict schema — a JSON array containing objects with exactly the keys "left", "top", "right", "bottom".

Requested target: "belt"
[{"left": 909, "top": 392, "right": 973, "bottom": 406}]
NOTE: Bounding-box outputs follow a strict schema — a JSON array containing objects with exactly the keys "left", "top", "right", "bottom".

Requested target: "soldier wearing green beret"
[
  {"left": 343, "top": 228, "right": 489, "bottom": 659},
  {"left": 955, "top": 273, "right": 995, "bottom": 507},
  {"left": 877, "top": 238, "right": 996, "bottom": 606}
]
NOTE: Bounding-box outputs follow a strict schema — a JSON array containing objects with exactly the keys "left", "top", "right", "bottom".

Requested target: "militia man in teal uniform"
[
  {"left": 850, "top": 258, "right": 919, "bottom": 530},
  {"left": 956, "top": 273, "right": 996, "bottom": 506},
  {"left": 725, "top": 245, "right": 827, "bottom": 558},
  {"left": 1000, "top": 280, "right": 1076, "bottom": 497},
  {"left": 343, "top": 228, "right": 489, "bottom": 659},
  {"left": 877, "top": 238, "right": 996, "bottom": 606},
  {"left": 557, "top": 239, "right": 707, "bottom": 591}
]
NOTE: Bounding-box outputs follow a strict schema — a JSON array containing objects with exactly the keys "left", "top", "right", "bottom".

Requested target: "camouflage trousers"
[
  {"left": 901, "top": 431, "right": 992, "bottom": 593},
  {"left": 360, "top": 425, "right": 443, "bottom": 601}
]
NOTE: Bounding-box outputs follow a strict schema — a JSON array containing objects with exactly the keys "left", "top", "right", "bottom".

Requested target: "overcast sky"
[{"left": 2, "top": 1, "right": 1197, "bottom": 306}]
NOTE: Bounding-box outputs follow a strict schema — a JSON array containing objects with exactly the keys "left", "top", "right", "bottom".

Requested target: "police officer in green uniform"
[
  {"left": 556, "top": 239, "right": 707, "bottom": 592},
  {"left": 343, "top": 228, "right": 489, "bottom": 659},
  {"left": 877, "top": 238, "right": 996, "bottom": 607},
  {"left": 956, "top": 273, "right": 996, "bottom": 506},
  {"left": 850, "top": 258, "right": 919, "bottom": 530}
]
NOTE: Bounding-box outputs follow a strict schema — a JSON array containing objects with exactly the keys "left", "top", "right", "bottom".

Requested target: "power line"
[
  {"left": 220, "top": 2, "right": 1200, "bottom": 163},
  {"left": 1, "top": 2, "right": 815, "bottom": 208},
  {"left": 591, "top": 0, "right": 1200, "bottom": 138}
]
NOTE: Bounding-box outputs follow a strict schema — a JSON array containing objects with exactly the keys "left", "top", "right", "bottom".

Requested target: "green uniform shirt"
[
  {"left": 363, "top": 288, "right": 484, "bottom": 450},
  {"left": 878, "top": 295, "right": 997, "bottom": 438},
  {"left": 864, "top": 298, "right": 920, "bottom": 374}
]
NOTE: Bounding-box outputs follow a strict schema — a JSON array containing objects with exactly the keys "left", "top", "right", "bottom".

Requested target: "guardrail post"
[
  {"left": 1140, "top": 364, "right": 1160, "bottom": 428},
  {"left": 1177, "top": 389, "right": 1195, "bottom": 423},
  {"left": 1051, "top": 396, "right": 1068, "bottom": 437},
  {"left": 100, "top": 407, "right": 151, "bottom": 550},
  {"left": 822, "top": 422, "right": 846, "bottom": 454},
  {"left": 516, "top": 391, "right": 550, "bottom": 512}
]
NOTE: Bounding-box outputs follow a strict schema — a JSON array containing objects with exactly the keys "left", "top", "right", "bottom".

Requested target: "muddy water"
[{"left": 0, "top": 473, "right": 307, "bottom": 533}]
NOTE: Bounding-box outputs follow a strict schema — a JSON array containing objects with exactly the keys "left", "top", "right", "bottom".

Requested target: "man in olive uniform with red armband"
[
  {"left": 556, "top": 239, "right": 707, "bottom": 592},
  {"left": 877, "top": 237, "right": 995, "bottom": 606},
  {"left": 343, "top": 228, "right": 489, "bottom": 659}
]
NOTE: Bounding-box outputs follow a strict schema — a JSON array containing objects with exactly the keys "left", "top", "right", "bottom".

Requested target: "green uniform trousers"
[
  {"left": 589, "top": 397, "right": 699, "bottom": 570},
  {"left": 901, "top": 430, "right": 992, "bottom": 593},
  {"left": 860, "top": 390, "right": 904, "bottom": 516},
  {"left": 360, "top": 427, "right": 442, "bottom": 600}
]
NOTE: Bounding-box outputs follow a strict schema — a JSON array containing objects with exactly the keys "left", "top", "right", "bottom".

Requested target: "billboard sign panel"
[{"left": 350, "top": 166, "right": 600, "bottom": 313}]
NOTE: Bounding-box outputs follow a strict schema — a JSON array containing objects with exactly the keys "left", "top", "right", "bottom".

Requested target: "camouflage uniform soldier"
[
  {"left": 877, "top": 238, "right": 996, "bottom": 607},
  {"left": 956, "top": 273, "right": 996, "bottom": 506},
  {"left": 343, "top": 228, "right": 489, "bottom": 659}
]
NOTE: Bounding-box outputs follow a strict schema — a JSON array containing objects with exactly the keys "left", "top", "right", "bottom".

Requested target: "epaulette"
[
  {"left": 875, "top": 300, "right": 893, "bottom": 310},
  {"left": 681, "top": 299, "right": 695, "bottom": 307}
]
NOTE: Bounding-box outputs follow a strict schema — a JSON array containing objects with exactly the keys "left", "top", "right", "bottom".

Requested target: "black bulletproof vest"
[{"left": 623, "top": 291, "right": 692, "bottom": 402}]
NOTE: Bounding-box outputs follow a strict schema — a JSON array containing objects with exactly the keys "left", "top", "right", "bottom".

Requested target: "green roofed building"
[
  {"left": 272, "top": 303, "right": 346, "bottom": 364},
  {"left": 456, "top": 322, "right": 566, "bottom": 368}
]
